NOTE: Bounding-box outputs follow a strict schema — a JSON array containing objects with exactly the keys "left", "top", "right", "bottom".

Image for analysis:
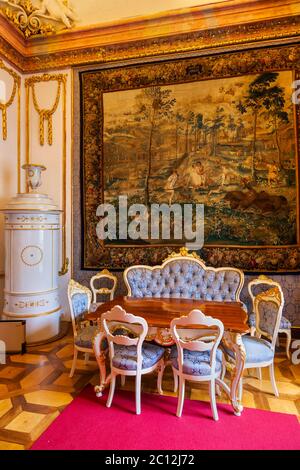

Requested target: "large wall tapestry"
[{"left": 80, "top": 44, "right": 300, "bottom": 271}]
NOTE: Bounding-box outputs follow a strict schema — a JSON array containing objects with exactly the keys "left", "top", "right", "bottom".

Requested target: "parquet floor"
[{"left": 0, "top": 327, "right": 299, "bottom": 450}]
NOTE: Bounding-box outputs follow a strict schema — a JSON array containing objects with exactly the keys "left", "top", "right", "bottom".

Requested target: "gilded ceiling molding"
[
  {"left": 1, "top": 14, "right": 300, "bottom": 72},
  {"left": 25, "top": 73, "right": 65, "bottom": 145},
  {"left": 0, "top": 36, "right": 25, "bottom": 72},
  {"left": 25, "top": 15, "right": 300, "bottom": 72},
  {"left": 0, "top": 0, "right": 77, "bottom": 38},
  {"left": 25, "top": 73, "right": 68, "bottom": 275}
]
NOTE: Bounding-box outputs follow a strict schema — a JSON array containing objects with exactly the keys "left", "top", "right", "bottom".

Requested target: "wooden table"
[{"left": 88, "top": 296, "right": 249, "bottom": 416}]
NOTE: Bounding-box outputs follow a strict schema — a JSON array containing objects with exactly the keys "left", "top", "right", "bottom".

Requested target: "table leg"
[
  {"left": 93, "top": 331, "right": 110, "bottom": 397},
  {"left": 222, "top": 331, "right": 246, "bottom": 416}
]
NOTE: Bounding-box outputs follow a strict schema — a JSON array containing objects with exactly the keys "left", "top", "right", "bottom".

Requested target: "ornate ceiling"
[
  {"left": 1, "top": 0, "right": 300, "bottom": 39},
  {"left": 1, "top": 0, "right": 300, "bottom": 72},
  {"left": 0, "top": 0, "right": 234, "bottom": 36},
  {"left": 72, "top": 0, "right": 227, "bottom": 27}
]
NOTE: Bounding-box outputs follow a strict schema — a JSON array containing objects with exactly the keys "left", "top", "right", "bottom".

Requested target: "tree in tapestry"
[{"left": 103, "top": 71, "right": 297, "bottom": 246}]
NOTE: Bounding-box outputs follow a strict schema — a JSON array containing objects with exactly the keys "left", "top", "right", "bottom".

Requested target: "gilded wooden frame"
[
  {"left": 2, "top": 12, "right": 300, "bottom": 73},
  {"left": 79, "top": 43, "right": 300, "bottom": 272}
]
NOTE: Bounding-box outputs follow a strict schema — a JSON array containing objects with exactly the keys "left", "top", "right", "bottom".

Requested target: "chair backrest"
[
  {"left": 124, "top": 248, "right": 244, "bottom": 302},
  {"left": 170, "top": 309, "right": 224, "bottom": 376},
  {"left": 68, "top": 279, "right": 92, "bottom": 336},
  {"left": 248, "top": 275, "right": 283, "bottom": 314},
  {"left": 90, "top": 269, "right": 118, "bottom": 304},
  {"left": 253, "top": 285, "right": 284, "bottom": 349},
  {"left": 101, "top": 305, "right": 148, "bottom": 372}
]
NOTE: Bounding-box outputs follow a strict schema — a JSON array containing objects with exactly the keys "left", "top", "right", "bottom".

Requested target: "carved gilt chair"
[
  {"left": 248, "top": 275, "right": 291, "bottom": 359},
  {"left": 169, "top": 309, "right": 227, "bottom": 421},
  {"left": 225, "top": 284, "right": 284, "bottom": 399},
  {"left": 123, "top": 248, "right": 244, "bottom": 392},
  {"left": 90, "top": 269, "right": 118, "bottom": 308},
  {"left": 102, "top": 305, "right": 165, "bottom": 415},
  {"left": 68, "top": 280, "right": 99, "bottom": 377}
]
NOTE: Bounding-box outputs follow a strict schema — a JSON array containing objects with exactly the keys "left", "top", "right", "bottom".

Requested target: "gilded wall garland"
[
  {"left": 0, "top": 58, "right": 20, "bottom": 140},
  {"left": 31, "top": 78, "right": 61, "bottom": 145},
  {"left": 0, "top": 58, "right": 21, "bottom": 191},
  {"left": 25, "top": 73, "right": 68, "bottom": 275}
]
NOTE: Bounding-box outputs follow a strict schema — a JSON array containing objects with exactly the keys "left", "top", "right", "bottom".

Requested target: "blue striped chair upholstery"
[
  {"left": 248, "top": 313, "right": 291, "bottom": 332},
  {"left": 68, "top": 280, "right": 95, "bottom": 378},
  {"left": 248, "top": 276, "right": 291, "bottom": 359},
  {"left": 112, "top": 343, "right": 165, "bottom": 370},
  {"left": 224, "top": 284, "right": 284, "bottom": 399},
  {"left": 170, "top": 346, "right": 223, "bottom": 376}
]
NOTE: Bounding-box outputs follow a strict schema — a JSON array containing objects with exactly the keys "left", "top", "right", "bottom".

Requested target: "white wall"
[
  {"left": 25, "top": 69, "right": 72, "bottom": 319},
  {"left": 0, "top": 59, "right": 23, "bottom": 312},
  {"left": 0, "top": 61, "right": 73, "bottom": 320}
]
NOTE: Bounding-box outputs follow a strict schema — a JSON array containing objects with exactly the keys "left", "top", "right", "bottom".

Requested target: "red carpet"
[{"left": 31, "top": 386, "right": 300, "bottom": 450}]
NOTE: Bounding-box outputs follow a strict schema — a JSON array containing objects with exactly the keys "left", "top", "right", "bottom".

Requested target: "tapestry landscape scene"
[{"left": 103, "top": 71, "right": 297, "bottom": 246}]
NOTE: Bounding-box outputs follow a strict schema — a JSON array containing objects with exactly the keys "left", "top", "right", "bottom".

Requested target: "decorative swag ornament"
[
  {"left": 32, "top": 79, "right": 61, "bottom": 145},
  {"left": 26, "top": 73, "right": 64, "bottom": 146},
  {"left": 0, "top": 59, "right": 20, "bottom": 140},
  {"left": 25, "top": 72, "right": 69, "bottom": 276}
]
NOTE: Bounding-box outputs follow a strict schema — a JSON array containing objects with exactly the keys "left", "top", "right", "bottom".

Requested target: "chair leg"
[
  {"left": 84, "top": 352, "right": 89, "bottom": 364},
  {"left": 69, "top": 347, "right": 78, "bottom": 378},
  {"left": 157, "top": 360, "right": 165, "bottom": 395},
  {"left": 238, "top": 377, "right": 243, "bottom": 402},
  {"left": 221, "top": 360, "right": 226, "bottom": 380},
  {"left": 209, "top": 379, "right": 219, "bottom": 421},
  {"left": 269, "top": 362, "right": 279, "bottom": 397},
  {"left": 176, "top": 377, "right": 185, "bottom": 418},
  {"left": 217, "top": 359, "right": 226, "bottom": 395},
  {"left": 106, "top": 373, "right": 116, "bottom": 408},
  {"left": 135, "top": 373, "right": 142, "bottom": 415},
  {"left": 173, "top": 372, "right": 178, "bottom": 393},
  {"left": 285, "top": 330, "right": 292, "bottom": 360},
  {"left": 250, "top": 326, "right": 256, "bottom": 337},
  {"left": 257, "top": 368, "right": 262, "bottom": 380},
  {"left": 121, "top": 375, "right": 126, "bottom": 387}
]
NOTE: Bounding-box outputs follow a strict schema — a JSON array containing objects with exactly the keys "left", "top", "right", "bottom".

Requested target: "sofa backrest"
[{"left": 124, "top": 253, "right": 244, "bottom": 302}]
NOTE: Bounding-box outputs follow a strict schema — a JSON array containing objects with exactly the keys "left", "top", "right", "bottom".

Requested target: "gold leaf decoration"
[
  {"left": 0, "top": 0, "right": 76, "bottom": 38},
  {"left": 0, "top": 58, "right": 20, "bottom": 140}
]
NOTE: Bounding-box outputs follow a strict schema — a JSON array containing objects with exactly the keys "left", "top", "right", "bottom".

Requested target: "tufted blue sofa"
[{"left": 124, "top": 253, "right": 244, "bottom": 302}]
